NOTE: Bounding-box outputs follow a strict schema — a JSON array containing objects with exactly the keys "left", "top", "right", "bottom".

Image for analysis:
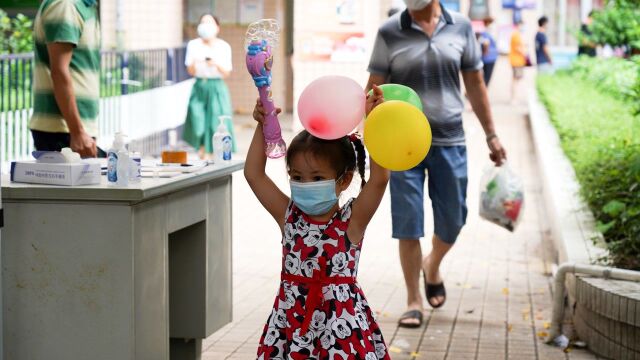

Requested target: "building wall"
[
  {"left": 457, "top": 0, "right": 544, "bottom": 54},
  {"left": 99, "top": 0, "right": 288, "bottom": 114},
  {"left": 100, "top": 0, "right": 184, "bottom": 50},
  {"left": 291, "top": 0, "right": 384, "bottom": 129},
  {"left": 216, "top": 0, "right": 289, "bottom": 114}
]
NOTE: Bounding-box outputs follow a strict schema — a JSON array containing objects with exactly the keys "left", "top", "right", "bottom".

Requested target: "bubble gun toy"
[{"left": 245, "top": 19, "right": 286, "bottom": 158}]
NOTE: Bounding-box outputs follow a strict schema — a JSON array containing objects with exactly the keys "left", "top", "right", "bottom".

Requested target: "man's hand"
[
  {"left": 487, "top": 135, "right": 506, "bottom": 166},
  {"left": 365, "top": 84, "right": 384, "bottom": 116},
  {"left": 70, "top": 130, "right": 97, "bottom": 158}
]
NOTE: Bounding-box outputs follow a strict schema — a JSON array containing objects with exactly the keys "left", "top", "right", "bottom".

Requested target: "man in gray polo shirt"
[{"left": 367, "top": 0, "right": 506, "bottom": 327}]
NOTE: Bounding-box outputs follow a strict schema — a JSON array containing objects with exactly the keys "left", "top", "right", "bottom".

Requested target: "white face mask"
[
  {"left": 404, "top": 0, "right": 433, "bottom": 10},
  {"left": 197, "top": 23, "right": 218, "bottom": 39}
]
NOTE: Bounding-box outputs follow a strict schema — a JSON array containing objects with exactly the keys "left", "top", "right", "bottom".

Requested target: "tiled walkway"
[{"left": 202, "top": 60, "right": 598, "bottom": 359}]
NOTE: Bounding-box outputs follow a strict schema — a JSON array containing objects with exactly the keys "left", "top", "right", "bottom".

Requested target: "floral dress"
[{"left": 257, "top": 199, "right": 390, "bottom": 360}]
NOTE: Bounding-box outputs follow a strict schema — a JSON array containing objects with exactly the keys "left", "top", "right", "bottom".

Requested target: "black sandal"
[
  {"left": 425, "top": 279, "right": 447, "bottom": 309},
  {"left": 398, "top": 309, "right": 423, "bottom": 328}
]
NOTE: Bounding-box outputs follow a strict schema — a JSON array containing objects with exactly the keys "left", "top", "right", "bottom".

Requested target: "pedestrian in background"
[
  {"left": 183, "top": 14, "right": 236, "bottom": 160},
  {"left": 30, "top": 0, "right": 101, "bottom": 157},
  {"left": 535, "top": 16, "right": 553, "bottom": 74},
  {"left": 578, "top": 11, "right": 597, "bottom": 57},
  {"left": 478, "top": 16, "right": 498, "bottom": 86},
  {"left": 509, "top": 19, "right": 526, "bottom": 104}
]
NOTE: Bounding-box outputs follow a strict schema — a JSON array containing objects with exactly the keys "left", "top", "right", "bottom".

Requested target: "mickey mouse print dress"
[{"left": 256, "top": 199, "right": 390, "bottom": 360}]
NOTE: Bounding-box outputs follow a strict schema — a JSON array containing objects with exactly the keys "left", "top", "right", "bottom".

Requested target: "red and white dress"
[{"left": 257, "top": 199, "right": 390, "bottom": 360}]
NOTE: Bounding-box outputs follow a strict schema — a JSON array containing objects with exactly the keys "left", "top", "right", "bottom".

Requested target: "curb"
[
  {"left": 528, "top": 89, "right": 640, "bottom": 359},
  {"left": 527, "top": 90, "right": 606, "bottom": 265}
]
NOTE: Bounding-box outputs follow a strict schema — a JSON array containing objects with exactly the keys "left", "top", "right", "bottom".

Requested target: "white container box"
[{"left": 10, "top": 161, "right": 101, "bottom": 186}]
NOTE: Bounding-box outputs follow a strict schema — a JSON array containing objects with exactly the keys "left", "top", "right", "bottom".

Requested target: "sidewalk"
[{"left": 202, "top": 59, "right": 599, "bottom": 360}]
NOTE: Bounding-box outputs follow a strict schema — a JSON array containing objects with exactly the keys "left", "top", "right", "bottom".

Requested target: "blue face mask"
[
  {"left": 83, "top": 0, "right": 97, "bottom": 6},
  {"left": 290, "top": 179, "right": 338, "bottom": 216}
]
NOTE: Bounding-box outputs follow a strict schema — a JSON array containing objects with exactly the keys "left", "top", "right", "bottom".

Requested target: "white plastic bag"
[{"left": 479, "top": 163, "right": 524, "bottom": 232}]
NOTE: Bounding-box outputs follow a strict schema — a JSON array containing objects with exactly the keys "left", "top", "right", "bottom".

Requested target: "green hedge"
[
  {"left": 566, "top": 56, "right": 640, "bottom": 115},
  {"left": 537, "top": 74, "right": 640, "bottom": 270}
]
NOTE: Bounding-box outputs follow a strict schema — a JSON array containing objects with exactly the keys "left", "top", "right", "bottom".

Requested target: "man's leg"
[
  {"left": 390, "top": 163, "right": 427, "bottom": 326},
  {"left": 423, "top": 235, "right": 452, "bottom": 306},
  {"left": 483, "top": 62, "right": 495, "bottom": 86},
  {"left": 423, "top": 146, "right": 468, "bottom": 307},
  {"left": 399, "top": 239, "right": 423, "bottom": 317},
  {"left": 510, "top": 67, "right": 523, "bottom": 104}
]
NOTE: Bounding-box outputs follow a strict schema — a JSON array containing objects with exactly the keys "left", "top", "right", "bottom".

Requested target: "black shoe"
[
  {"left": 424, "top": 277, "right": 446, "bottom": 309},
  {"left": 397, "top": 309, "right": 423, "bottom": 328}
]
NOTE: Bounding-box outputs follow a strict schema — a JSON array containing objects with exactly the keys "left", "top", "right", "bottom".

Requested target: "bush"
[
  {"left": 537, "top": 74, "right": 640, "bottom": 270},
  {"left": 566, "top": 56, "right": 639, "bottom": 102},
  {"left": 0, "top": 10, "right": 33, "bottom": 54},
  {"left": 589, "top": 0, "right": 640, "bottom": 53}
]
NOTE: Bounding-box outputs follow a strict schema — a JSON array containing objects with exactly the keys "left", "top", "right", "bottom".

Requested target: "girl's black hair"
[
  {"left": 286, "top": 130, "right": 367, "bottom": 189},
  {"left": 199, "top": 13, "right": 220, "bottom": 26}
]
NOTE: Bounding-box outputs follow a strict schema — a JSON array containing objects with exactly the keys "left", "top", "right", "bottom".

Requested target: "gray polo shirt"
[{"left": 368, "top": 7, "right": 482, "bottom": 146}]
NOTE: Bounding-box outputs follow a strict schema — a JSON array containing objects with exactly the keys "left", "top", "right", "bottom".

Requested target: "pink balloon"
[{"left": 297, "top": 76, "right": 366, "bottom": 140}]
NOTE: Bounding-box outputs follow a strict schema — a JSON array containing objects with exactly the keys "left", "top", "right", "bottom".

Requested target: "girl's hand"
[
  {"left": 365, "top": 84, "right": 384, "bottom": 116},
  {"left": 252, "top": 98, "right": 282, "bottom": 125}
]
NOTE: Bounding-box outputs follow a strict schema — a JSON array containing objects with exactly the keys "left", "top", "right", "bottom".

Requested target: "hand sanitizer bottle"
[
  {"left": 213, "top": 116, "right": 232, "bottom": 163},
  {"left": 107, "top": 133, "right": 126, "bottom": 186},
  {"left": 116, "top": 149, "right": 130, "bottom": 186},
  {"left": 129, "top": 151, "right": 141, "bottom": 183}
]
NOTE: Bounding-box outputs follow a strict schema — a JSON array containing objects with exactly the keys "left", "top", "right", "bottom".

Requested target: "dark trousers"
[
  {"left": 31, "top": 130, "right": 70, "bottom": 151},
  {"left": 31, "top": 130, "right": 106, "bottom": 157},
  {"left": 483, "top": 62, "right": 496, "bottom": 86}
]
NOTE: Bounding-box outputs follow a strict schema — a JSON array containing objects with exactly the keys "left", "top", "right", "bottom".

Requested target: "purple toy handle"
[
  {"left": 246, "top": 40, "right": 286, "bottom": 158},
  {"left": 258, "top": 86, "right": 281, "bottom": 141}
]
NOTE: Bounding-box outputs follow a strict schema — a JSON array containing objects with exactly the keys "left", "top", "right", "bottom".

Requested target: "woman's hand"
[
  {"left": 365, "top": 84, "right": 384, "bottom": 116},
  {"left": 252, "top": 98, "right": 282, "bottom": 125}
]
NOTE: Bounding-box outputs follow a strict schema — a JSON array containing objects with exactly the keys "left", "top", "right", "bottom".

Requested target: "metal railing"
[
  {"left": 1, "top": 46, "right": 191, "bottom": 166},
  {"left": 0, "top": 53, "right": 34, "bottom": 166}
]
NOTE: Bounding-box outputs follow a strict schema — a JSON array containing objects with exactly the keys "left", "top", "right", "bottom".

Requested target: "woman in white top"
[{"left": 183, "top": 14, "right": 236, "bottom": 159}]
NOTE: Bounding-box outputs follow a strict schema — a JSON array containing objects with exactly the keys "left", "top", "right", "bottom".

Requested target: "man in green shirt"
[{"left": 30, "top": 0, "right": 101, "bottom": 157}]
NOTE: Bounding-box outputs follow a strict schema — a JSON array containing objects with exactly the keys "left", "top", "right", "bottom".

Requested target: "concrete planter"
[
  {"left": 574, "top": 277, "right": 640, "bottom": 359},
  {"left": 528, "top": 90, "right": 640, "bottom": 359}
]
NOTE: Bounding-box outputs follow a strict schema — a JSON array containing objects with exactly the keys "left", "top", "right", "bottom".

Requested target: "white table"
[{"left": 1, "top": 160, "right": 244, "bottom": 360}]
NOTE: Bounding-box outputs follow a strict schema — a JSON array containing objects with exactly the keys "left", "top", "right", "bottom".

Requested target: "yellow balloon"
[{"left": 364, "top": 100, "right": 432, "bottom": 171}]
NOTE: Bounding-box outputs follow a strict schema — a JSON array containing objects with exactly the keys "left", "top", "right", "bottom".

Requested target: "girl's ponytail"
[{"left": 349, "top": 133, "right": 367, "bottom": 190}]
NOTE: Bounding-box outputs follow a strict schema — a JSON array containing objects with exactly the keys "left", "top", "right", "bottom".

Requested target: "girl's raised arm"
[
  {"left": 244, "top": 99, "right": 290, "bottom": 231},
  {"left": 348, "top": 85, "right": 390, "bottom": 244}
]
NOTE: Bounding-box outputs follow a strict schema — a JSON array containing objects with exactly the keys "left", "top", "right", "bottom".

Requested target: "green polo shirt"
[{"left": 30, "top": 0, "right": 101, "bottom": 136}]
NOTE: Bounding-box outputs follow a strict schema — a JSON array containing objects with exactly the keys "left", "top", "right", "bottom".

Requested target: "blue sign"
[
  {"left": 502, "top": 0, "right": 536, "bottom": 9},
  {"left": 442, "top": 0, "right": 460, "bottom": 12}
]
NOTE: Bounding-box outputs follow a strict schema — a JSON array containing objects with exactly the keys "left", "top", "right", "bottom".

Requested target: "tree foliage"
[
  {"left": 0, "top": 9, "right": 33, "bottom": 54},
  {"left": 588, "top": 0, "right": 640, "bottom": 53}
]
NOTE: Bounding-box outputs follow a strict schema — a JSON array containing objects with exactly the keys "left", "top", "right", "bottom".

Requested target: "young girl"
[{"left": 245, "top": 86, "right": 391, "bottom": 360}]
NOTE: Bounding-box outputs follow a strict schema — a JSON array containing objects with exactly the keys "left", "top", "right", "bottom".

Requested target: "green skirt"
[{"left": 183, "top": 78, "right": 236, "bottom": 154}]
